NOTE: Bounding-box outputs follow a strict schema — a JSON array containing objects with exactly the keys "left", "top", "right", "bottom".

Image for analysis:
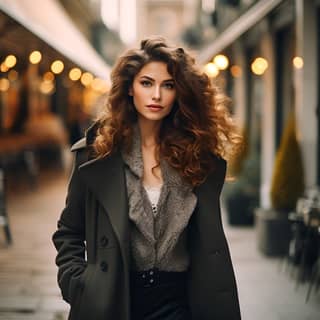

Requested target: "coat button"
[
  {"left": 100, "top": 261, "right": 108, "bottom": 272},
  {"left": 100, "top": 236, "right": 109, "bottom": 247}
]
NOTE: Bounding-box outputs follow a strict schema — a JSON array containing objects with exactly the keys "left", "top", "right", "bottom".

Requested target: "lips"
[{"left": 147, "top": 104, "right": 163, "bottom": 110}]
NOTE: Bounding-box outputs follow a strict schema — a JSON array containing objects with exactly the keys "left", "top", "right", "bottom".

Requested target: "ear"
[{"left": 128, "top": 86, "right": 133, "bottom": 96}]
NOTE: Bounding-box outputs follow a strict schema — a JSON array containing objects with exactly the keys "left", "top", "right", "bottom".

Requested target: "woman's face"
[{"left": 129, "top": 61, "right": 176, "bottom": 123}]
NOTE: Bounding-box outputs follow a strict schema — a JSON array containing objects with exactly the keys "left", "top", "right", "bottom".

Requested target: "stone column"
[
  {"left": 260, "top": 29, "right": 276, "bottom": 209},
  {"left": 232, "top": 41, "right": 247, "bottom": 130},
  {"left": 294, "top": 0, "right": 318, "bottom": 187}
]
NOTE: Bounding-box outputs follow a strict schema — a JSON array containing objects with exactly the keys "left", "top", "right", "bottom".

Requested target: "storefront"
[
  {"left": 199, "top": 0, "right": 319, "bottom": 207},
  {"left": 0, "top": 0, "right": 112, "bottom": 189}
]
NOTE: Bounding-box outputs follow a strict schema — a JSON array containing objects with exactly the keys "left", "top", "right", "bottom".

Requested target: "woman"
[{"left": 52, "top": 36, "right": 242, "bottom": 320}]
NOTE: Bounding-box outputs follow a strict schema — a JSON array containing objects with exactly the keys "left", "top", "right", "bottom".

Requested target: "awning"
[
  {"left": 198, "top": 0, "right": 285, "bottom": 64},
  {"left": 0, "top": 0, "right": 111, "bottom": 82}
]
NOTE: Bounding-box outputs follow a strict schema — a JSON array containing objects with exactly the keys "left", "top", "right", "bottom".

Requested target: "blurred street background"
[{"left": 0, "top": 0, "right": 319, "bottom": 319}]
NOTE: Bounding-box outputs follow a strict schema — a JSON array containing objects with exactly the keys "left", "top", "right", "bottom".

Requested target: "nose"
[{"left": 152, "top": 85, "right": 161, "bottom": 101}]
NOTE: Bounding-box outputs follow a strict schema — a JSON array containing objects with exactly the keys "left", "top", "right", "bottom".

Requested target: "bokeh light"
[
  {"left": 0, "top": 78, "right": 10, "bottom": 92},
  {"left": 293, "top": 56, "right": 304, "bottom": 69},
  {"left": 213, "top": 54, "right": 229, "bottom": 70},
  {"left": 29, "top": 51, "right": 42, "bottom": 64},
  {"left": 251, "top": 57, "right": 268, "bottom": 75},
  {"left": 204, "top": 63, "right": 219, "bottom": 78},
  {"left": 81, "top": 72, "right": 94, "bottom": 86},
  {"left": 69, "top": 67, "right": 82, "bottom": 81},
  {"left": 230, "top": 65, "right": 242, "bottom": 78},
  {"left": 51, "top": 60, "right": 64, "bottom": 74},
  {"left": 4, "top": 55, "right": 17, "bottom": 68}
]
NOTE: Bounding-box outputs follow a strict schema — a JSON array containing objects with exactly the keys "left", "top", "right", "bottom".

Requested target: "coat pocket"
[{"left": 68, "top": 268, "right": 91, "bottom": 319}]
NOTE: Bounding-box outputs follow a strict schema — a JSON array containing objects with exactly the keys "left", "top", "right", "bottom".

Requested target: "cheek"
[{"left": 132, "top": 86, "right": 147, "bottom": 102}]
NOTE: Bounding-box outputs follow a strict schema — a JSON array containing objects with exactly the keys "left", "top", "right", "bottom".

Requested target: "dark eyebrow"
[{"left": 139, "top": 75, "right": 174, "bottom": 82}]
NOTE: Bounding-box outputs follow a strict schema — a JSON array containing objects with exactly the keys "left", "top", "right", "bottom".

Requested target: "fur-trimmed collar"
[{"left": 121, "top": 124, "right": 190, "bottom": 190}]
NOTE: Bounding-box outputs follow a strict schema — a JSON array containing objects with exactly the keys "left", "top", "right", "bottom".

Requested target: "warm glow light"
[
  {"left": 293, "top": 56, "right": 304, "bottom": 69},
  {"left": 4, "top": 55, "right": 17, "bottom": 68},
  {"left": 29, "top": 50, "right": 42, "bottom": 64},
  {"left": 81, "top": 72, "right": 94, "bottom": 86},
  {"left": 0, "top": 78, "right": 10, "bottom": 92},
  {"left": 0, "top": 63, "right": 9, "bottom": 72},
  {"left": 91, "top": 78, "right": 109, "bottom": 92},
  {"left": 69, "top": 67, "right": 82, "bottom": 81},
  {"left": 91, "top": 78, "right": 102, "bottom": 91},
  {"left": 43, "top": 71, "right": 55, "bottom": 82},
  {"left": 213, "top": 54, "right": 229, "bottom": 70},
  {"left": 8, "top": 70, "right": 18, "bottom": 81},
  {"left": 251, "top": 57, "right": 268, "bottom": 75},
  {"left": 204, "top": 62, "right": 219, "bottom": 78},
  {"left": 51, "top": 60, "right": 64, "bottom": 74},
  {"left": 40, "top": 81, "right": 55, "bottom": 94},
  {"left": 230, "top": 65, "right": 242, "bottom": 78},
  {"left": 100, "top": 83, "right": 109, "bottom": 93}
]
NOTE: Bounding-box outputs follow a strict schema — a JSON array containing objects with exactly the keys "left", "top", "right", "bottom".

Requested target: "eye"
[
  {"left": 140, "top": 80, "right": 152, "bottom": 87},
  {"left": 163, "top": 82, "right": 175, "bottom": 89}
]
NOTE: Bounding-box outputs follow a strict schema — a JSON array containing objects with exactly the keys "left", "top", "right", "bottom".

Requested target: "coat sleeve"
[{"left": 52, "top": 148, "right": 87, "bottom": 304}]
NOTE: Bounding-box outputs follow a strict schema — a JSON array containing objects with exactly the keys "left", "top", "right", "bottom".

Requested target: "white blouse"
[{"left": 144, "top": 185, "right": 162, "bottom": 216}]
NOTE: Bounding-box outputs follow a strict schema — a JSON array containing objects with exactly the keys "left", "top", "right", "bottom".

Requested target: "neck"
[{"left": 137, "top": 118, "right": 161, "bottom": 148}]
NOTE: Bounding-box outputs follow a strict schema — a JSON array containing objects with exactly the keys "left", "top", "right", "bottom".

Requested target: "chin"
[{"left": 140, "top": 113, "right": 168, "bottom": 122}]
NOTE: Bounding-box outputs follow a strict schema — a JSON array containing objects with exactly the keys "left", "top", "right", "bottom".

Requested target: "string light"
[
  {"left": 69, "top": 68, "right": 82, "bottom": 81},
  {"left": 204, "top": 63, "right": 219, "bottom": 78},
  {"left": 293, "top": 56, "right": 303, "bottom": 69},
  {"left": 51, "top": 60, "right": 64, "bottom": 74},
  {"left": 213, "top": 54, "right": 229, "bottom": 70},
  {"left": 4, "top": 55, "right": 17, "bottom": 68},
  {"left": 81, "top": 72, "right": 94, "bottom": 86},
  {"left": 43, "top": 71, "right": 55, "bottom": 82},
  {"left": 29, "top": 51, "right": 42, "bottom": 64},
  {"left": 251, "top": 57, "right": 268, "bottom": 75},
  {"left": 230, "top": 65, "right": 242, "bottom": 78},
  {"left": 0, "top": 78, "right": 10, "bottom": 92}
]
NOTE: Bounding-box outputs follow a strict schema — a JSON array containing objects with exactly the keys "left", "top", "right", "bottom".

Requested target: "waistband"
[{"left": 130, "top": 268, "right": 187, "bottom": 288}]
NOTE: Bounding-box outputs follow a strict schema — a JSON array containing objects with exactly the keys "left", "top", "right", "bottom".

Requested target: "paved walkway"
[{"left": 0, "top": 168, "right": 319, "bottom": 320}]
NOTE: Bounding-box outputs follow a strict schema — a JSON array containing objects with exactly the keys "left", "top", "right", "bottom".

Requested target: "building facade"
[{"left": 199, "top": 0, "right": 320, "bottom": 209}]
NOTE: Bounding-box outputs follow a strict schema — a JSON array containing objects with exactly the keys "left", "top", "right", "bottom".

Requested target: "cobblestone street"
[
  {"left": 0, "top": 170, "right": 69, "bottom": 320},
  {"left": 0, "top": 168, "right": 319, "bottom": 320}
]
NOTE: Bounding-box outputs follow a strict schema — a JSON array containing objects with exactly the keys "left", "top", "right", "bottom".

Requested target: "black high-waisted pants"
[{"left": 130, "top": 269, "right": 191, "bottom": 320}]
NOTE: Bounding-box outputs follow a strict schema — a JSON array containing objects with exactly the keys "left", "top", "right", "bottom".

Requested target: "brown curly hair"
[{"left": 93, "top": 35, "right": 241, "bottom": 186}]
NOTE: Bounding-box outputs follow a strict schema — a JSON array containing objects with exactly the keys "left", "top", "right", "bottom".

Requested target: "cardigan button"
[
  {"left": 100, "top": 261, "right": 109, "bottom": 272},
  {"left": 100, "top": 236, "right": 109, "bottom": 247}
]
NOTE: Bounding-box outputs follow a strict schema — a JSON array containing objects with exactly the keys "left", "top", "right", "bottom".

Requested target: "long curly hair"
[{"left": 93, "top": 35, "right": 241, "bottom": 186}]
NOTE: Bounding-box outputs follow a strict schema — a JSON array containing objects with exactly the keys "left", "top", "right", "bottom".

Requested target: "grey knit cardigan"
[{"left": 121, "top": 127, "right": 197, "bottom": 272}]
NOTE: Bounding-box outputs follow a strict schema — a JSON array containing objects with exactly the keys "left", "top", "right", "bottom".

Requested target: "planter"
[
  {"left": 255, "top": 208, "right": 291, "bottom": 256},
  {"left": 224, "top": 192, "right": 255, "bottom": 226}
]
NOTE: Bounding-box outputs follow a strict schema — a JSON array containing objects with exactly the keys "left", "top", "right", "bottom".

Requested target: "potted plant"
[
  {"left": 255, "top": 113, "right": 304, "bottom": 255},
  {"left": 223, "top": 129, "right": 260, "bottom": 225}
]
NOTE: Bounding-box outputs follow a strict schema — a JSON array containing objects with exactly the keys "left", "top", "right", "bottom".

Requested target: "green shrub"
[{"left": 270, "top": 113, "right": 304, "bottom": 211}]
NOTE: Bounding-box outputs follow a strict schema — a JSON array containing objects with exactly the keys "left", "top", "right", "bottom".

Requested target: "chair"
[
  {"left": 0, "top": 168, "right": 12, "bottom": 245},
  {"left": 305, "top": 225, "right": 320, "bottom": 302},
  {"left": 282, "top": 211, "right": 305, "bottom": 278}
]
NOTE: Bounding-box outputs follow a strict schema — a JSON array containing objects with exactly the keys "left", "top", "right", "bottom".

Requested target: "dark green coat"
[{"left": 52, "top": 132, "right": 241, "bottom": 320}]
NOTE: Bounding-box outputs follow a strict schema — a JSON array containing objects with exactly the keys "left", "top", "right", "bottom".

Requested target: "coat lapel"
[{"left": 78, "top": 152, "right": 129, "bottom": 260}]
